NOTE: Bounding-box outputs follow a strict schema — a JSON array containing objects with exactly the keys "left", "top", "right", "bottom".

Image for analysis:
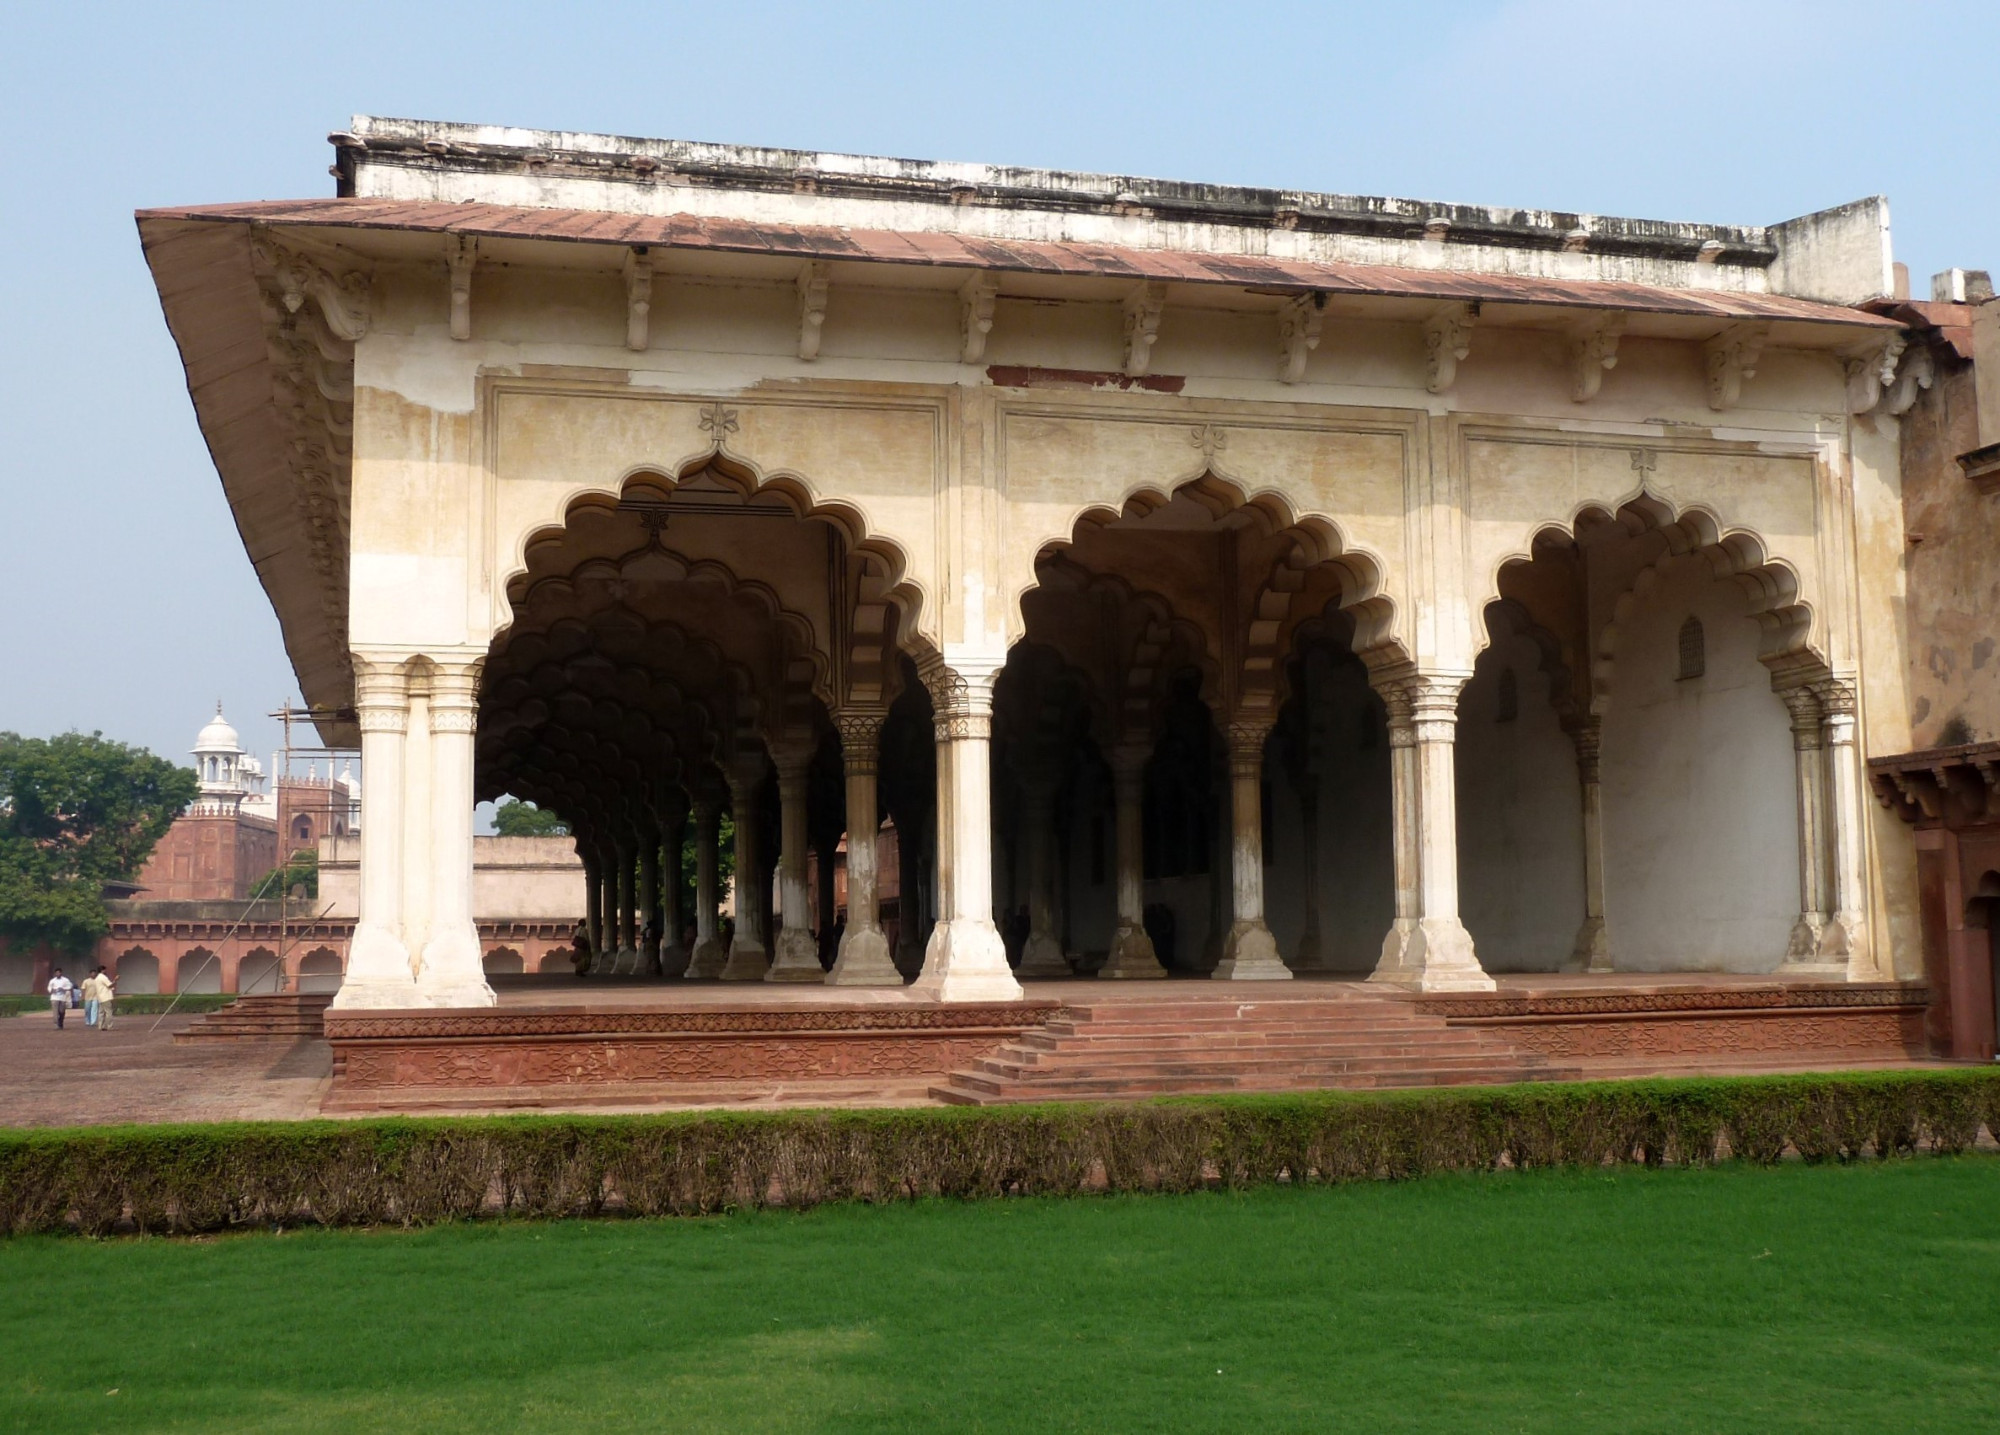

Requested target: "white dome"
[{"left": 193, "top": 705, "right": 242, "bottom": 755}]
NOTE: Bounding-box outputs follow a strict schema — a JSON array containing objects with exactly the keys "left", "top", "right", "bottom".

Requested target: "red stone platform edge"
[
  {"left": 323, "top": 1000, "right": 1063, "bottom": 1108},
  {"left": 1416, "top": 981, "right": 1932, "bottom": 1062}
]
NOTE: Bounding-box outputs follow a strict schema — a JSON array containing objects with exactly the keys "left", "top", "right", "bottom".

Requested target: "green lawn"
[{"left": 2, "top": 1159, "right": 1996, "bottom": 1433}]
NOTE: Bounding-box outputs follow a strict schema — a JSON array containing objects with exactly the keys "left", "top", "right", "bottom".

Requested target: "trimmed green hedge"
[
  {"left": 0, "top": 993, "right": 234, "bottom": 1017},
  {"left": 3, "top": 1070, "right": 1997, "bottom": 1236}
]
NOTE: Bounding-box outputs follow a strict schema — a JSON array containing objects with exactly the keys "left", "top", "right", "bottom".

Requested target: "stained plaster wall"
[{"left": 1599, "top": 556, "right": 1799, "bottom": 970}]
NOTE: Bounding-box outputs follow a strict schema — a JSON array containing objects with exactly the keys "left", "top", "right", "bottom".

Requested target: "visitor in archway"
[
  {"left": 46, "top": 968, "right": 72, "bottom": 1029},
  {"left": 569, "top": 923, "right": 591, "bottom": 977}
]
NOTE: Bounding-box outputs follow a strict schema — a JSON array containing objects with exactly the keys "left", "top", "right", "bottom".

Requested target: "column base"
[
  {"left": 1784, "top": 914, "right": 1827, "bottom": 964},
  {"left": 1779, "top": 913, "right": 1877, "bottom": 981},
  {"left": 1099, "top": 923, "right": 1167, "bottom": 979},
  {"left": 659, "top": 943, "right": 688, "bottom": 979},
  {"left": 909, "top": 919, "right": 1023, "bottom": 1002},
  {"left": 765, "top": 928, "right": 826, "bottom": 982},
  {"left": 719, "top": 939, "right": 769, "bottom": 981},
  {"left": 612, "top": 945, "right": 640, "bottom": 976},
  {"left": 1573, "top": 916, "right": 1612, "bottom": 974},
  {"left": 333, "top": 924, "right": 417, "bottom": 1008},
  {"left": 684, "top": 937, "right": 727, "bottom": 980},
  {"left": 828, "top": 926, "right": 903, "bottom": 986},
  {"left": 1017, "top": 932, "right": 1070, "bottom": 978},
  {"left": 419, "top": 925, "right": 498, "bottom": 1006},
  {"left": 1214, "top": 921, "right": 1294, "bottom": 981},
  {"left": 1368, "top": 917, "right": 1495, "bottom": 992}
]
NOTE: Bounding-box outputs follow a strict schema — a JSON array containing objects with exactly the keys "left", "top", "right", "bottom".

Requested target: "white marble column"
[
  {"left": 638, "top": 823, "right": 662, "bottom": 976},
  {"left": 766, "top": 744, "right": 825, "bottom": 982},
  {"left": 1369, "top": 673, "right": 1494, "bottom": 992},
  {"left": 1100, "top": 740, "right": 1168, "bottom": 979},
  {"left": 416, "top": 660, "right": 495, "bottom": 1006},
  {"left": 830, "top": 713, "right": 901, "bottom": 985},
  {"left": 1816, "top": 680, "right": 1876, "bottom": 979},
  {"left": 1016, "top": 773, "right": 1069, "bottom": 978},
  {"left": 1570, "top": 718, "right": 1613, "bottom": 972},
  {"left": 581, "top": 844, "right": 604, "bottom": 963},
  {"left": 1291, "top": 761, "right": 1329, "bottom": 971},
  {"left": 910, "top": 666, "right": 1024, "bottom": 1002},
  {"left": 684, "top": 796, "right": 727, "bottom": 978},
  {"left": 333, "top": 659, "right": 419, "bottom": 1007},
  {"left": 1216, "top": 719, "right": 1292, "bottom": 980},
  {"left": 1779, "top": 685, "right": 1833, "bottom": 970},
  {"left": 658, "top": 799, "right": 688, "bottom": 976},
  {"left": 720, "top": 754, "right": 771, "bottom": 980}
]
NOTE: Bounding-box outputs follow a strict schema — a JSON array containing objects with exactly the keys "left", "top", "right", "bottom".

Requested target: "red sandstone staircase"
[
  {"left": 931, "top": 990, "right": 1574, "bottom": 1104},
  {"left": 172, "top": 993, "right": 334, "bottom": 1043}
]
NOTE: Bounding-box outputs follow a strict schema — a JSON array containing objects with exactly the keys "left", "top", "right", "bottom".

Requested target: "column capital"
[
  {"left": 1811, "top": 677, "right": 1858, "bottom": 733},
  {"left": 1569, "top": 716, "right": 1603, "bottom": 784},
  {"left": 1224, "top": 717, "right": 1274, "bottom": 773},
  {"left": 834, "top": 710, "right": 887, "bottom": 773},
  {"left": 1374, "top": 671, "right": 1466, "bottom": 741},
  {"left": 1781, "top": 683, "right": 1827, "bottom": 746},
  {"left": 922, "top": 664, "right": 997, "bottom": 740}
]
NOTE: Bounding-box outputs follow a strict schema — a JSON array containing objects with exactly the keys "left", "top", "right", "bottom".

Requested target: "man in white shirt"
[{"left": 47, "top": 969, "right": 73, "bottom": 1030}]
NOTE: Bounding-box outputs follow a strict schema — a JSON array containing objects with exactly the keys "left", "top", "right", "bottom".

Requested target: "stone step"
[
  {"left": 931, "top": 1063, "right": 1566, "bottom": 1104},
  {"left": 172, "top": 994, "right": 333, "bottom": 1044},
  {"left": 969, "top": 1050, "right": 1549, "bottom": 1081},
  {"left": 1016, "top": 1030, "right": 1489, "bottom": 1054}
]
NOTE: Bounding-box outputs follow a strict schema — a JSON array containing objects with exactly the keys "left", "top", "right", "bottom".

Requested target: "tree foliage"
[
  {"left": 492, "top": 798, "right": 570, "bottom": 838},
  {"left": 0, "top": 731, "right": 198, "bottom": 954},
  {"left": 249, "top": 848, "right": 319, "bottom": 901}
]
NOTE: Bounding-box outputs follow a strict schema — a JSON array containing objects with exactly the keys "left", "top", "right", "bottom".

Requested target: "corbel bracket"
[
  {"left": 444, "top": 235, "right": 476, "bottom": 342},
  {"left": 797, "top": 262, "right": 830, "bottom": 361},
  {"left": 1843, "top": 331, "right": 1907, "bottom": 415},
  {"left": 253, "top": 231, "right": 372, "bottom": 342},
  {"left": 623, "top": 247, "right": 654, "bottom": 353},
  {"left": 1883, "top": 341, "right": 1935, "bottom": 417},
  {"left": 1703, "top": 322, "right": 1769, "bottom": 411},
  {"left": 1568, "top": 313, "right": 1626, "bottom": 402},
  {"left": 959, "top": 274, "right": 998, "bottom": 363},
  {"left": 1123, "top": 282, "right": 1166, "bottom": 376},
  {"left": 1278, "top": 293, "right": 1324, "bottom": 384},
  {"left": 1424, "top": 302, "right": 1475, "bottom": 394}
]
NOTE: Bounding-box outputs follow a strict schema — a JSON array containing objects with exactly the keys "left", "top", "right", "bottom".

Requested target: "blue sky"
[{"left": 2, "top": 0, "right": 1993, "bottom": 774}]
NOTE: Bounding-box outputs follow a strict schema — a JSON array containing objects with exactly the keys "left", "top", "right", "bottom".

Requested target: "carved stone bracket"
[
  {"left": 1844, "top": 332, "right": 1907, "bottom": 415},
  {"left": 253, "top": 231, "right": 373, "bottom": 342},
  {"left": 1703, "top": 322, "right": 1769, "bottom": 411},
  {"left": 1424, "top": 302, "right": 1475, "bottom": 394},
  {"left": 1277, "top": 293, "right": 1323, "bottom": 384},
  {"left": 1568, "top": 313, "right": 1626, "bottom": 402},
  {"left": 623, "top": 247, "right": 654, "bottom": 353},
  {"left": 1883, "top": 341, "right": 1935, "bottom": 418},
  {"left": 959, "top": 274, "right": 998, "bottom": 363},
  {"left": 1123, "top": 282, "right": 1166, "bottom": 376},
  {"left": 444, "top": 235, "right": 476, "bottom": 342},
  {"left": 797, "top": 262, "right": 830, "bottom": 360}
]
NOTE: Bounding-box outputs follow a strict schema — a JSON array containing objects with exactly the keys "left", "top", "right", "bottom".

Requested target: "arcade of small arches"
[{"left": 339, "top": 452, "right": 1877, "bottom": 1008}]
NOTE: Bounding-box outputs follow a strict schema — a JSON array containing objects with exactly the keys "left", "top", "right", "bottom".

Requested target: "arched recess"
[
  {"left": 1482, "top": 497, "right": 1829, "bottom": 974},
  {"left": 296, "top": 946, "right": 344, "bottom": 994},
  {"left": 482, "top": 946, "right": 525, "bottom": 976},
  {"left": 114, "top": 947, "right": 160, "bottom": 996},
  {"left": 236, "top": 947, "right": 283, "bottom": 995},
  {"left": 177, "top": 948, "right": 222, "bottom": 995},
  {"left": 485, "top": 457, "right": 942, "bottom": 982}
]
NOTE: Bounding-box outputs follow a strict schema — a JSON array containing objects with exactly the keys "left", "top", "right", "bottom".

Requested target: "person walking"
[
  {"left": 47, "top": 968, "right": 72, "bottom": 1029},
  {"left": 96, "top": 967, "right": 116, "bottom": 1032},
  {"left": 81, "top": 967, "right": 103, "bottom": 1029}
]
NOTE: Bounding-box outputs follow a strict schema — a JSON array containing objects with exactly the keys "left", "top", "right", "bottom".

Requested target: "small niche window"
[
  {"left": 1495, "top": 667, "right": 1519, "bottom": 723},
  {"left": 1677, "top": 616, "right": 1706, "bottom": 681}
]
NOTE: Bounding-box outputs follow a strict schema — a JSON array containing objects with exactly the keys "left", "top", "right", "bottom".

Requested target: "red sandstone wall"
[{"left": 134, "top": 813, "right": 279, "bottom": 901}]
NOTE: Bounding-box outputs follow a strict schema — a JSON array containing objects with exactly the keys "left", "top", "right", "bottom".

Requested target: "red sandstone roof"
[{"left": 136, "top": 198, "right": 1898, "bottom": 330}]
